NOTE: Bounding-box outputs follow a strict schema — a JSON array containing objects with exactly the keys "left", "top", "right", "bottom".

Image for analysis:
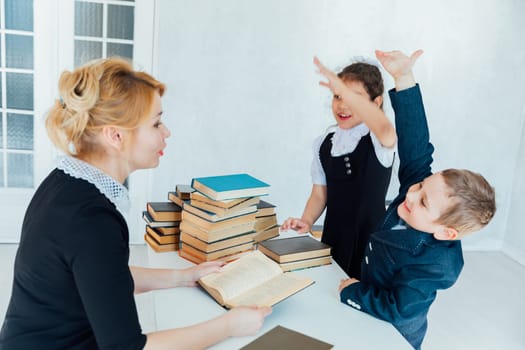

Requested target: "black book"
[{"left": 257, "top": 235, "right": 331, "bottom": 263}]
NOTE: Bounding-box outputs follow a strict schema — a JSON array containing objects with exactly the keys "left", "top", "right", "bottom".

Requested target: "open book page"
[
  {"left": 227, "top": 272, "right": 314, "bottom": 308},
  {"left": 199, "top": 251, "right": 283, "bottom": 303}
]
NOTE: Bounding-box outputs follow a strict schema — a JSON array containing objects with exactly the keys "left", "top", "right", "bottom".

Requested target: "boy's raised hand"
[{"left": 375, "top": 49, "right": 423, "bottom": 90}]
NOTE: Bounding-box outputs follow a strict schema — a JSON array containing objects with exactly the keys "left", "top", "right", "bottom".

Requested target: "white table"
[{"left": 146, "top": 240, "right": 410, "bottom": 349}]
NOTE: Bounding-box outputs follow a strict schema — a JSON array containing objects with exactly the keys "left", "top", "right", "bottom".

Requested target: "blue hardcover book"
[{"left": 191, "top": 173, "right": 270, "bottom": 201}]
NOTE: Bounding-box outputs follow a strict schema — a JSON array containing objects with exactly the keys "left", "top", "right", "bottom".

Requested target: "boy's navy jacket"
[{"left": 339, "top": 85, "right": 464, "bottom": 350}]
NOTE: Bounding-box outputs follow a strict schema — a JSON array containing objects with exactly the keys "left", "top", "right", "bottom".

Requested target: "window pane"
[
  {"left": 0, "top": 114, "right": 3, "bottom": 146},
  {"left": 107, "top": 43, "right": 133, "bottom": 60},
  {"left": 0, "top": 153, "right": 4, "bottom": 187},
  {"left": 6, "top": 34, "right": 34, "bottom": 69},
  {"left": 75, "top": 40, "right": 102, "bottom": 67},
  {"left": 75, "top": 1, "right": 103, "bottom": 37},
  {"left": 107, "top": 5, "right": 134, "bottom": 40},
  {"left": 6, "top": 73, "right": 34, "bottom": 110},
  {"left": 5, "top": 0, "right": 33, "bottom": 31},
  {"left": 7, "top": 114, "right": 33, "bottom": 150},
  {"left": 7, "top": 153, "right": 33, "bottom": 188}
]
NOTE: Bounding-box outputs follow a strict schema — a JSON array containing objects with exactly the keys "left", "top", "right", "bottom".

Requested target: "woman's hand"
[
  {"left": 178, "top": 261, "right": 225, "bottom": 287},
  {"left": 223, "top": 306, "right": 272, "bottom": 337}
]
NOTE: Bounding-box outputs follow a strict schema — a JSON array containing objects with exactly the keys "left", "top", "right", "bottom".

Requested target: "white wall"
[
  {"left": 147, "top": 0, "right": 525, "bottom": 251},
  {"left": 502, "top": 110, "right": 525, "bottom": 265}
]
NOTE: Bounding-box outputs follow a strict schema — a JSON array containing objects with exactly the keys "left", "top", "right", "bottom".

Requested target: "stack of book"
[
  {"left": 257, "top": 235, "right": 332, "bottom": 272},
  {"left": 177, "top": 173, "right": 273, "bottom": 264},
  {"left": 167, "top": 184, "right": 194, "bottom": 208},
  {"left": 253, "top": 200, "right": 279, "bottom": 242},
  {"left": 143, "top": 201, "right": 182, "bottom": 252}
]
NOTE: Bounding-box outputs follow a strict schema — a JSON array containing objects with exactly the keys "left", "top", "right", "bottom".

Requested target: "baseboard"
[{"left": 501, "top": 244, "right": 525, "bottom": 266}]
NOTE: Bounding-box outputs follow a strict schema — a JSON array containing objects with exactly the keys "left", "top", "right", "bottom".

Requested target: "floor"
[{"left": 0, "top": 244, "right": 524, "bottom": 349}]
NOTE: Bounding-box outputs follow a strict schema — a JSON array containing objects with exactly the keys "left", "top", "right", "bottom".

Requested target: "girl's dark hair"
[{"left": 338, "top": 62, "right": 384, "bottom": 108}]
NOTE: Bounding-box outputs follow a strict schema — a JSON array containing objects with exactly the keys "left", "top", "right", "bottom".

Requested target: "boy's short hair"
[{"left": 438, "top": 169, "right": 496, "bottom": 235}]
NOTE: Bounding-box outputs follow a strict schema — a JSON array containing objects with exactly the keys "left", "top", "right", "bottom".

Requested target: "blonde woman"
[{"left": 0, "top": 57, "right": 271, "bottom": 350}]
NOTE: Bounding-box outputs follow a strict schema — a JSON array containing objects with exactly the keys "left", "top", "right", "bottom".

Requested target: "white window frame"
[
  {"left": 0, "top": 0, "right": 157, "bottom": 243},
  {"left": 0, "top": 0, "right": 57, "bottom": 242}
]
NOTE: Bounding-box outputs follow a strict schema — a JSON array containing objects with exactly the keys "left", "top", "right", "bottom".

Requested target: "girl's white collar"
[{"left": 330, "top": 123, "right": 370, "bottom": 156}]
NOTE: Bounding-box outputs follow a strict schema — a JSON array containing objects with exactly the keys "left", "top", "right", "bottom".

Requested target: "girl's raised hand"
[
  {"left": 313, "top": 56, "right": 347, "bottom": 97},
  {"left": 374, "top": 49, "right": 423, "bottom": 80}
]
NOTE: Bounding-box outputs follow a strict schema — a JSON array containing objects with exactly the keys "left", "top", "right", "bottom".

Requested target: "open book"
[{"left": 198, "top": 251, "right": 314, "bottom": 309}]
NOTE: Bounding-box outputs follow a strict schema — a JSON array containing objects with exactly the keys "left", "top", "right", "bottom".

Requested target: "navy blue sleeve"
[
  {"left": 68, "top": 205, "right": 146, "bottom": 350},
  {"left": 339, "top": 261, "right": 448, "bottom": 324},
  {"left": 389, "top": 85, "right": 434, "bottom": 194}
]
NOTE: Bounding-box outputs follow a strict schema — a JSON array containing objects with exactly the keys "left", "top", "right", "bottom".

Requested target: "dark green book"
[
  {"left": 146, "top": 201, "right": 182, "bottom": 222},
  {"left": 257, "top": 236, "right": 331, "bottom": 263},
  {"left": 256, "top": 200, "right": 276, "bottom": 217}
]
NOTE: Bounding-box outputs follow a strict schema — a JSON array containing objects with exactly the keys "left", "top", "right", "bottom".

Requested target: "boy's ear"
[
  {"left": 433, "top": 226, "right": 459, "bottom": 241},
  {"left": 373, "top": 95, "right": 383, "bottom": 108}
]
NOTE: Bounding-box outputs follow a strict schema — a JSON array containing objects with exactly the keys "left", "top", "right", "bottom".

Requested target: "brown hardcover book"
[
  {"left": 178, "top": 248, "right": 204, "bottom": 264},
  {"left": 144, "top": 233, "right": 179, "bottom": 253},
  {"left": 253, "top": 225, "right": 280, "bottom": 243},
  {"left": 257, "top": 236, "right": 331, "bottom": 263},
  {"left": 146, "top": 202, "right": 182, "bottom": 222},
  {"left": 256, "top": 200, "right": 276, "bottom": 217},
  {"left": 155, "top": 225, "right": 180, "bottom": 235},
  {"left": 180, "top": 231, "right": 256, "bottom": 253},
  {"left": 254, "top": 214, "right": 278, "bottom": 232},
  {"left": 190, "top": 191, "right": 251, "bottom": 209},
  {"left": 184, "top": 201, "right": 258, "bottom": 222},
  {"left": 181, "top": 241, "right": 255, "bottom": 261},
  {"left": 310, "top": 225, "right": 323, "bottom": 239},
  {"left": 240, "top": 325, "right": 333, "bottom": 350},
  {"left": 279, "top": 255, "right": 332, "bottom": 272},
  {"left": 190, "top": 196, "right": 260, "bottom": 217},
  {"left": 179, "top": 247, "right": 253, "bottom": 265},
  {"left": 168, "top": 191, "right": 184, "bottom": 208},
  {"left": 146, "top": 225, "right": 180, "bottom": 245},
  {"left": 182, "top": 210, "right": 257, "bottom": 232},
  {"left": 142, "top": 211, "right": 180, "bottom": 228},
  {"left": 198, "top": 251, "right": 314, "bottom": 309},
  {"left": 180, "top": 220, "right": 256, "bottom": 243},
  {"left": 175, "top": 184, "right": 194, "bottom": 200}
]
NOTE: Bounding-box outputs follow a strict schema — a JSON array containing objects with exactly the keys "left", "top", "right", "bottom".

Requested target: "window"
[
  {"left": 0, "top": 0, "right": 34, "bottom": 188},
  {"left": 74, "top": 0, "right": 135, "bottom": 67},
  {"left": 0, "top": 0, "right": 153, "bottom": 243}
]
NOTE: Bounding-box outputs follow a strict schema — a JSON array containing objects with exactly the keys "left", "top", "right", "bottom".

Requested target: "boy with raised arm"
[{"left": 315, "top": 50, "right": 496, "bottom": 349}]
